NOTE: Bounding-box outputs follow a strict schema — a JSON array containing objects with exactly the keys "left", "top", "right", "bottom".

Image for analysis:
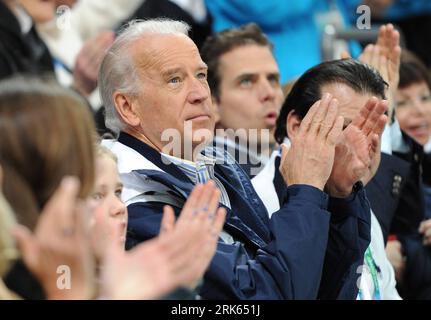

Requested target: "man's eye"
[
  {"left": 268, "top": 75, "right": 280, "bottom": 85},
  {"left": 115, "top": 189, "right": 123, "bottom": 199},
  {"left": 169, "top": 77, "right": 182, "bottom": 84},
  {"left": 421, "top": 95, "right": 431, "bottom": 103},
  {"left": 239, "top": 78, "right": 252, "bottom": 87},
  {"left": 92, "top": 192, "right": 104, "bottom": 200},
  {"left": 197, "top": 72, "right": 207, "bottom": 80}
]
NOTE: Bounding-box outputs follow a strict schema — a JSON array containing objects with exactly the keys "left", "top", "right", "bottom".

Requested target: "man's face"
[
  {"left": 214, "top": 45, "right": 284, "bottom": 145},
  {"left": 129, "top": 34, "right": 214, "bottom": 154}
]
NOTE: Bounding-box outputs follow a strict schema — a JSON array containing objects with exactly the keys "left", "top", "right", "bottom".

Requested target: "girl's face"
[
  {"left": 396, "top": 81, "right": 431, "bottom": 146},
  {"left": 87, "top": 154, "right": 127, "bottom": 259}
]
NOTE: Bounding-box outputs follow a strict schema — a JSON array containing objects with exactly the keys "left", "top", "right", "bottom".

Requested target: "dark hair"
[
  {"left": 399, "top": 50, "right": 431, "bottom": 91},
  {"left": 200, "top": 23, "right": 273, "bottom": 101},
  {"left": 274, "top": 59, "right": 387, "bottom": 144}
]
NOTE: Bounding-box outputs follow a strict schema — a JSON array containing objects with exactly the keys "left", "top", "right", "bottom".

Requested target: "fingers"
[
  {"left": 206, "top": 187, "right": 221, "bottom": 219},
  {"left": 12, "top": 225, "right": 38, "bottom": 270},
  {"left": 340, "top": 50, "right": 351, "bottom": 59},
  {"left": 363, "top": 100, "right": 388, "bottom": 138},
  {"left": 39, "top": 176, "right": 80, "bottom": 236},
  {"left": 279, "top": 144, "right": 290, "bottom": 169},
  {"left": 320, "top": 98, "right": 339, "bottom": 139},
  {"left": 308, "top": 93, "right": 332, "bottom": 135},
  {"left": 212, "top": 208, "right": 226, "bottom": 238},
  {"left": 379, "top": 54, "right": 389, "bottom": 82},
  {"left": 180, "top": 184, "right": 204, "bottom": 220},
  {"left": 327, "top": 116, "right": 344, "bottom": 146},
  {"left": 297, "top": 93, "right": 340, "bottom": 142},
  {"left": 372, "top": 113, "right": 388, "bottom": 140},
  {"left": 419, "top": 219, "right": 431, "bottom": 234},
  {"left": 195, "top": 181, "right": 216, "bottom": 214},
  {"left": 362, "top": 108, "right": 384, "bottom": 137},
  {"left": 370, "top": 45, "right": 381, "bottom": 70},
  {"left": 352, "top": 97, "right": 387, "bottom": 138},
  {"left": 359, "top": 44, "right": 373, "bottom": 65},
  {"left": 420, "top": 219, "right": 431, "bottom": 246},
  {"left": 160, "top": 205, "right": 176, "bottom": 235},
  {"left": 388, "top": 45, "right": 401, "bottom": 82},
  {"left": 351, "top": 96, "right": 378, "bottom": 129},
  {"left": 80, "top": 31, "right": 114, "bottom": 67},
  {"left": 297, "top": 99, "right": 321, "bottom": 136}
]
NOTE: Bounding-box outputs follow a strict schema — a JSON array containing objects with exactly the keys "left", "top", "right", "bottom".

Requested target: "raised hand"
[
  {"left": 73, "top": 31, "right": 115, "bottom": 97},
  {"left": 326, "top": 97, "right": 388, "bottom": 197},
  {"left": 12, "top": 177, "right": 96, "bottom": 300},
  {"left": 100, "top": 181, "right": 226, "bottom": 300},
  {"left": 359, "top": 24, "right": 401, "bottom": 120},
  {"left": 279, "top": 93, "right": 344, "bottom": 191}
]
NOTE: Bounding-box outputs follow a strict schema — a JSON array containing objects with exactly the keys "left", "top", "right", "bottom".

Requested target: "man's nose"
[
  {"left": 188, "top": 78, "right": 209, "bottom": 104},
  {"left": 259, "top": 78, "right": 277, "bottom": 103}
]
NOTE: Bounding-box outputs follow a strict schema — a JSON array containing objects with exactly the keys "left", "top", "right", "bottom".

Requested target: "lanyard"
[{"left": 359, "top": 247, "right": 381, "bottom": 300}]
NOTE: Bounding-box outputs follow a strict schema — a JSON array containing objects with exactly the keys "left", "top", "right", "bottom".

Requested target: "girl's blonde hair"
[
  {"left": 95, "top": 144, "right": 118, "bottom": 163},
  {"left": 0, "top": 191, "right": 19, "bottom": 279}
]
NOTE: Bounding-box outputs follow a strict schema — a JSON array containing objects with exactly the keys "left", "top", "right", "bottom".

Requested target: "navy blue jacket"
[{"left": 119, "top": 133, "right": 371, "bottom": 300}]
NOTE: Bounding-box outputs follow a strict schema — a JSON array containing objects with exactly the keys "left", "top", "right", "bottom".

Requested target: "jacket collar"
[
  {"left": 117, "top": 131, "right": 271, "bottom": 246},
  {"left": 118, "top": 132, "right": 191, "bottom": 183}
]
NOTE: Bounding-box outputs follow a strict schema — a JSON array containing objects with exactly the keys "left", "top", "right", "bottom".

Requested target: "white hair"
[{"left": 98, "top": 19, "right": 191, "bottom": 135}]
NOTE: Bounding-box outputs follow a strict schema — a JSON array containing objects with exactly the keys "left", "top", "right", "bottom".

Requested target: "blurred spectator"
[
  {"left": 0, "top": 0, "right": 114, "bottom": 102},
  {"left": 206, "top": 0, "right": 362, "bottom": 83},
  {"left": 38, "top": 0, "right": 142, "bottom": 86},
  {"left": 0, "top": 0, "right": 56, "bottom": 79},
  {"left": 126, "top": 0, "right": 211, "bottom": 49},
  {"left": 381, "top": 50, "right": 431, "bottom": 300},
  {"left": 0, "top": 77, "right": 97, "bottom": 299}
]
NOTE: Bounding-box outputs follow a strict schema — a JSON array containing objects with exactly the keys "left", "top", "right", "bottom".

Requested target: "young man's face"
[{"left": 214, "top": 45, "right": 284, "bottom": 146}]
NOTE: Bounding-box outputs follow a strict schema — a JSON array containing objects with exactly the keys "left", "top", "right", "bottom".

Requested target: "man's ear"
[
  {"left": 113, "top": 92, "right": 141, "bottom": 127},
  {"left": 211, "top": 96, "right": 221, "bottom": 125},
  {"left": 286, "top": 110, "right": 301, "bottom": 140}
]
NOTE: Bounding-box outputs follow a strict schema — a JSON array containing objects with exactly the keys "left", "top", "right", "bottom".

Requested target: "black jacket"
[
  {"left": 365, "top": 133, "right": 427, "bottom": 242},
  {"left": 0, "top": 1, "right": 54, "bottom": 80}
]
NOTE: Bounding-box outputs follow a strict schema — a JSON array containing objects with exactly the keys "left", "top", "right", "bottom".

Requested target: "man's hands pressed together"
[{"left": 280, "top": 93, "right": 344, "bottom": 192}]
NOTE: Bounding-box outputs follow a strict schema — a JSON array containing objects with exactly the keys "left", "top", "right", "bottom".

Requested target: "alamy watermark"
[
  {"left": 161, "top": 122, "right": 273, "bottom": 176},
  {"left": 356, "top": 5, "right": 371, "bottom": 30},
  {"left": 56, "top": 5, "right": 72, "bottom": 31},
  {"left": 56, "top": 265, "right": 71, "bottom": 290}
]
